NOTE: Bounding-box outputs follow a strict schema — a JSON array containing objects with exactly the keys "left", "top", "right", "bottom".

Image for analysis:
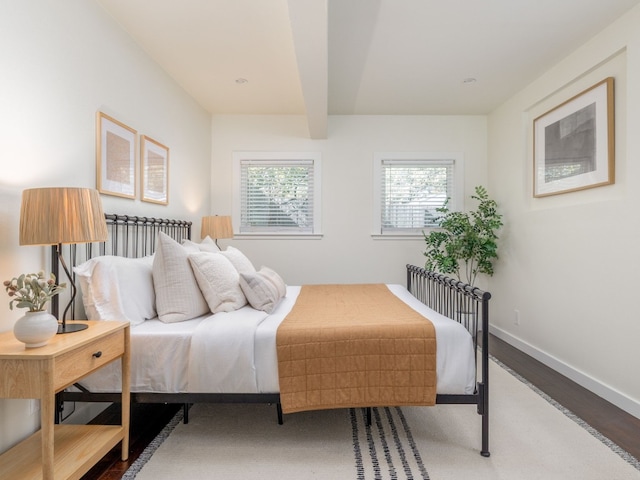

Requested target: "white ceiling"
[{"left": 97, "top": 0, "right": 640, "bottom": 138}]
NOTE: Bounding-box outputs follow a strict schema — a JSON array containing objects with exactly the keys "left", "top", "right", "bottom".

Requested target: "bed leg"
[
  {"left": 366, "top": 407, "right": 372, "bottom": 426},
  {"left": 276, "top": 403, "right": 283, "bottom": 425},
  {"left": 478, "top": 383, "right": 490, "bottom": 457},
  {"left": 183, "top": 403, "right": 190, "bottom": 424}
]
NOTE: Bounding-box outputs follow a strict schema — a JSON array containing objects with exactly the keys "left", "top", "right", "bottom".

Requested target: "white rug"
[{"left": 124, "top": 359, "right": 640, "bottom": 479}]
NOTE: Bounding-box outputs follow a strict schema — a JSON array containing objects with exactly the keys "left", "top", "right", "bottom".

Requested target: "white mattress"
[{"left": 79, "top": 285, "right": 476, "bottom": 395}]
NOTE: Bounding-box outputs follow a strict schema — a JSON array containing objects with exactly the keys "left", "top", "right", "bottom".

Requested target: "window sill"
[
  {"left": 233, "top": 233, "right": 324, "bottom": 240},
  {"left": 371, "top": 234, "right": 425, "bottom": 240}
]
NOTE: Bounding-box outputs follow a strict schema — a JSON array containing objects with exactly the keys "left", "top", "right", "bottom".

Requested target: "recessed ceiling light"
[
  {"left": 235, "top": 78, "right": 248, "bottom": 84},
  {"left": 463, "top": 77, "right": 477, "bottom": 84}
]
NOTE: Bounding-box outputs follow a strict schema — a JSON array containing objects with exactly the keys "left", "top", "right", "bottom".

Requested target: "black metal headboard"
[{"left": 51, "top": 214, "right": 192, "bottom": 320}]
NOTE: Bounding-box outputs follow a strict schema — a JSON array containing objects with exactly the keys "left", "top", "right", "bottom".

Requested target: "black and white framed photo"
[{"left": 533, "top": 77, "right": 614, "bottom": 197}]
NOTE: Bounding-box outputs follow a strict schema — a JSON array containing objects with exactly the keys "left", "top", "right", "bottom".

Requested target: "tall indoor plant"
[{"left": 423, "top": 185, "right": 503, "bottom": 286}]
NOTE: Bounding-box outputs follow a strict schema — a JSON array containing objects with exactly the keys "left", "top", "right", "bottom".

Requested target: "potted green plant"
[{"left": 423, "top": 185, "right": 503, "bottom": 287}]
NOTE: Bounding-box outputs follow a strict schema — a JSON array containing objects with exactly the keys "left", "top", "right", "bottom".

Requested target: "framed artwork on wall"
[
  {"left": 533, "top": 77, "right": 614, "bottom": 197},
  {"left": 96, "top": 112, "right": 137, "bottom": 199},
  {"left": 141, "top": 135, "right": 169, "bottom": 205}
]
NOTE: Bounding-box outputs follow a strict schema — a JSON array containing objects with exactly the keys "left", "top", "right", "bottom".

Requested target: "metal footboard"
[{"left": 406, "top": 264, "right": 491, "bottom": 457}]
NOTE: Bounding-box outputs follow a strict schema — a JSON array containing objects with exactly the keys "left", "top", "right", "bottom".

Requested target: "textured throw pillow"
[
  {"left": 188, "top": 252, "right": 247, "bottom": 312},
  {"left": 220, "top": 246, "right": 256, "bottom": 275},
  {"left": 153, "top": 231, "right": 210, "bottom": 323},
  {"left": 239, "top": 267, "right": 286, "bottom": 313},
  {"left": 182, "top": 237, "right": 220, "bottom": 254},
  {"left": 74, "top": 255, "right": 156, "bottom": 326}
]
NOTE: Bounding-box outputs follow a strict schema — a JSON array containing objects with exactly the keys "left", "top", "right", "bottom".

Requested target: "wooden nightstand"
[{"left": 0, "top": 320, "right": 130, "bottom": 480}]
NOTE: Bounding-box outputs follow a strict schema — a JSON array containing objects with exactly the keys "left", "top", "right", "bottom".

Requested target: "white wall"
[
  {"left": 0, "top": 0, "right": 211, "bottom": 453},
  {"left": 488, "top": 5, "right": 640, "bottom": 417},
  {"left": 211, "top": 114, "right": 488, "bottom": 286}
]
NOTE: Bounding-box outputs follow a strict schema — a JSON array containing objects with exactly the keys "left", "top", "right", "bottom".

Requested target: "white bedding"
[
  {"left": 79, "top": 284, "right": 476, "bottom": 396},
  {"left": 80, "top": 317, "right": 203, "bottom": 393}
]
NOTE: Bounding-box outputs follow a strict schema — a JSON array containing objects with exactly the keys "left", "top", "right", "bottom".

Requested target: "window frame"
[
  {"left": 232, "top": 151, "right": 322, "bottom": 238},
  {"left": 372, "top": 152, "right": 464, "bottom": 238}
]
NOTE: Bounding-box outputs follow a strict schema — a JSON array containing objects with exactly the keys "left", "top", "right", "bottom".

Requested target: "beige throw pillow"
[
  {"left": 239, "top": 266, "right": 286, "bottom": 314},
  {"left": 259, "top": 266, "right": 286, "bottom": 298},
  {"left": 153, "top": 232, "right": 210, "bottom": 323},
  {"left": 188, "top": 252, "right": 247, "bottom": 313}
]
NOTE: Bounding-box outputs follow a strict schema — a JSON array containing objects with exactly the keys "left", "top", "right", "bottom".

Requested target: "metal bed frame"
[
  {"left": 55, "top": 214, "right": 491, "bottom": 457},
  {"left": 406, "top": 265, "right": 491, "bottom": 457}
]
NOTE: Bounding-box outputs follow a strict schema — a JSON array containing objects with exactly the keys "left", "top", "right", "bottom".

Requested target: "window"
[
  {"left": 373, "top": 152, "right": 464, "bottom": 236},
  {"left": 233, "top": 152, "right": 321, "bottom": 236}
]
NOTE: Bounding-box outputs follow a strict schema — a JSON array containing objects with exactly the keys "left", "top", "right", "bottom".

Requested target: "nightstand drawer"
[{"left": 54, "top": 329, "right": 125, "bottom": 391}]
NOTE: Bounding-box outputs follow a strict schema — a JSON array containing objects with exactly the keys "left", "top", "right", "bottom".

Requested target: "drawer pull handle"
[{"left": 92, "top": 351, "right": 103, "bottom": 358}]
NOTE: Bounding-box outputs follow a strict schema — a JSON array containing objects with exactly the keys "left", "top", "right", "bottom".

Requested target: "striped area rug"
[
  {"left": 124, "top": 405, "right": 429, "bottom": 480},
  {"left": 350, "top": 406, "right": 429, "bottom": 480}
]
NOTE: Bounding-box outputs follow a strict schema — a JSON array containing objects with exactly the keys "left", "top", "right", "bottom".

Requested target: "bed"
[{"left": 55, "top": 214, "right": 491, "bottom": 457}]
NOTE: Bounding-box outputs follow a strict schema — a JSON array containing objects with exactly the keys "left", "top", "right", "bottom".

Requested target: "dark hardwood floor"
[
  {"left": 489, "top": 334, "right": 640, "bottom": 461},
  {"left": 80, "top": 334, "right": 640, "bottom": 479}
]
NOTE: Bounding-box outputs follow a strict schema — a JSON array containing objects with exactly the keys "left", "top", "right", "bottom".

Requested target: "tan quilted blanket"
[{"left": 276, "top": 284, "right": 436, "bottom": 414}]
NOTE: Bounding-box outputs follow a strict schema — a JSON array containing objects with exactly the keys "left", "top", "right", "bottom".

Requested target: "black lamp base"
[{"left": 58, "top": 322, "right": 89, "bottom": 334}]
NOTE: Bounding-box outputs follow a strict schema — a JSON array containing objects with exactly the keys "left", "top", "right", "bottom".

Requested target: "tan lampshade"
[
  {"left": 201, "top": 215, "right": 233, "bottom": 240},
  {"left": 19, "top": 187, "right": 108, "bottom": 245}
]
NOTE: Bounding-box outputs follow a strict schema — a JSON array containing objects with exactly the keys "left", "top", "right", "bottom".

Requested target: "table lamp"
[
  {"left": 201, "top": 215, "right": 233, "bottom": 247},
  {"left": 19, "top": 187, "right": 108, "bottom": 333}
]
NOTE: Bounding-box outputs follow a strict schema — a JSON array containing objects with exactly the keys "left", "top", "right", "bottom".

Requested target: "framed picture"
[
  {"left": 96, "top": 112, "right": 137, "bottom": 199},
  {"left": 533, "top": 77, "right": 614, "bottom": 197},
  {"left": 141, "top": 135, "right": 169, "bottom": 205}
]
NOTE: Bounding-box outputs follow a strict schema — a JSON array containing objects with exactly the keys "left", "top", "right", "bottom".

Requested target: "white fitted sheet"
[
  {"left": 80, "top": 285, "right": 476, "bottom": 395},
  {"left": 79, "top": 316, "right": 204, "bottom": 393}
]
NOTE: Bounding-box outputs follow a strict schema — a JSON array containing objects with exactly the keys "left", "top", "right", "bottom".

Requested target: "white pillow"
[
  {"left": 181, "top": 239, "right": 201, "bottom": 254},
  {"left": 182, "top": 237, "right": 220, "bottom": 254},
  {"left": 220, "top": 246, "right": 256, "bottom": 275},
  {"left": 239, "top": 267, "right": 286, "bottom": 314},
  {"left": 188, "top": 252, "right": 247, "bottom": 313},
  {"left": 200, "top": 236, "right": 221, "bottom": 253},
  {"left": 74, "top": 255, "right": 155, "bottom": 326},
  {"left": 153, "top": 231, "right": 210, "bottom": 323}
]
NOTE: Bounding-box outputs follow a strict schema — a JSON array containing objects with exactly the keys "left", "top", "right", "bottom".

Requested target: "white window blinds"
[
  {"left": 239, "top": 158, "right": 316, "bottom": 234},
  {"left": 379, "top": 158, "right": 457, "bottom": 233}
]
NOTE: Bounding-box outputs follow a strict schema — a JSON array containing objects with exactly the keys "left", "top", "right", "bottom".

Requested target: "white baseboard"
[{"left": 489, "top": 324, "right": 640, "bottom": 420}]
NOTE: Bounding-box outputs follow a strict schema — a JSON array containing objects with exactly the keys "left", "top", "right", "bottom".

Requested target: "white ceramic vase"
[{"left": 13, "top": 311, "right": 59, "bottom": 348}]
